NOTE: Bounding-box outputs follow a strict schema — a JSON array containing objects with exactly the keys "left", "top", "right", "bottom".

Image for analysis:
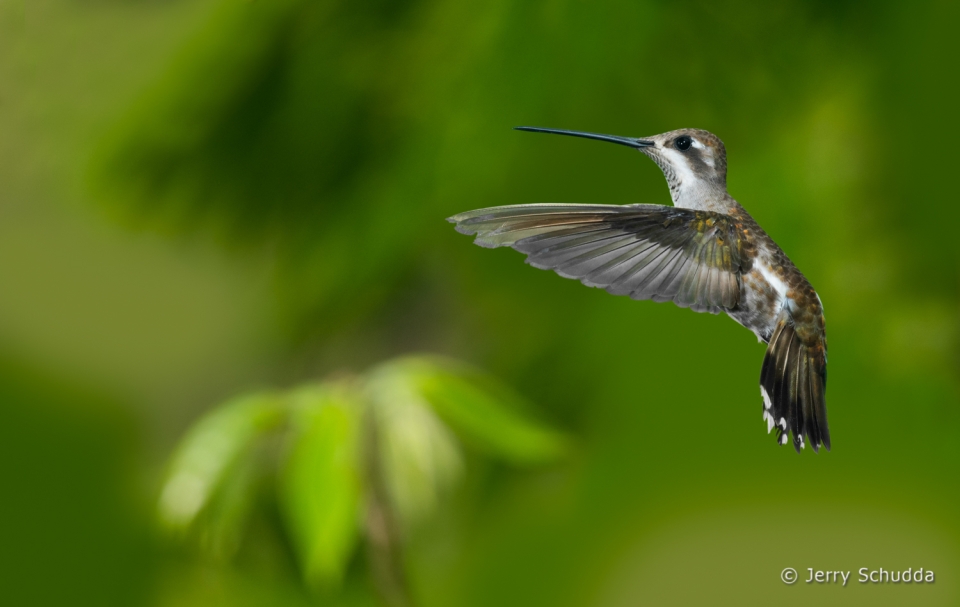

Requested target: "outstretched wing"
[{"left": 449, "top": 204, "right": 750, "bottom": 314}]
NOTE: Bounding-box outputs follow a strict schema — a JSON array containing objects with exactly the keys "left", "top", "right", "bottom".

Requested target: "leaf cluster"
[{"left": 158, "top": 356, "right": 567, "bottom": 593}]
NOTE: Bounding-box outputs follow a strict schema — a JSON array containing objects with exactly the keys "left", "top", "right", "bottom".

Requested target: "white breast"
[{"left": 755, "top": 262, "right": 789, "bottom": 313}]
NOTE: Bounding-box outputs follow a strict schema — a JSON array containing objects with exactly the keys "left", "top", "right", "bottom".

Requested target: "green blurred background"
[{"left": 1, "top": 0, "right": 958, "bottom": 605}]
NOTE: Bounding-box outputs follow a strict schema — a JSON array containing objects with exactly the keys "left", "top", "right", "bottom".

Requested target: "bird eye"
[{"left": 675, "top": 136, "right": 692, "bottom": 151}]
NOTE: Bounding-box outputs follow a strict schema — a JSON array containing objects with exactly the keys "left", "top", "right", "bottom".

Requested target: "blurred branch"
[{"left": 363, "top": 408, "right": 411, "bottom": 607}]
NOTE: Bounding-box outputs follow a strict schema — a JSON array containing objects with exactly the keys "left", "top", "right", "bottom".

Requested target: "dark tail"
[{"left": 759, "top": 318, "right": 830, "bottom": 453}]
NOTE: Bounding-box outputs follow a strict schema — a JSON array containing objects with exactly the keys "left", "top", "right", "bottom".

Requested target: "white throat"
[{"left": 648, "top": 148, "right": 730, "bottom": 213}]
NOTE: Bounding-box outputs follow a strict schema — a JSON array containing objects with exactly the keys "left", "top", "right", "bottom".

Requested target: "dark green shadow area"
[{"left": 0, "top": 356, "right": 153, "bottom": 607}]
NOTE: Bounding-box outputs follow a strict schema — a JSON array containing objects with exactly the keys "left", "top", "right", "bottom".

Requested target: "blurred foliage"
[
  {"left": 159, "top": 392, "right": 285, "bottom": 556},
  {"left": 158, "top": 356, "right": 567, "bottom": 603},
  {"left": 281, "top": 385, "right": 365, "bottom": 589},
  {"left": 92, "top": 0, "right": 959, "bottom": 386},
  {"left": 3, "top": 0, "right": 960, "bottom": 605}
]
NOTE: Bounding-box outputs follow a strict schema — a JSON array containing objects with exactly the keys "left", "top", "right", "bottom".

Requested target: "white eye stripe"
[{"left": 690, "top": 138, "right": 706, "bottom": 150}]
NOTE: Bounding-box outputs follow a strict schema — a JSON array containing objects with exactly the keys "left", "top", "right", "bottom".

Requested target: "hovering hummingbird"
[{"left": 448, "top": 127, "right": 829, "bottom": 453}]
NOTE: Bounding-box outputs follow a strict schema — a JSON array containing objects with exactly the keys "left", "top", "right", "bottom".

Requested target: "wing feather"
[
  {"left": 581, "top": 241, "right": 659, "bottom": 286},
  {"left": 449, "top": 203, "right": 749, "bottom": 313}
]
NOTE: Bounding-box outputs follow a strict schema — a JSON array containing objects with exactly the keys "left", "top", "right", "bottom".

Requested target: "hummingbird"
[{"left": 448, "top": 127, "right": 829, "bottom": 453}]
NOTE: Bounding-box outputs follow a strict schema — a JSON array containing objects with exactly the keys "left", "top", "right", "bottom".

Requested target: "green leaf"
[
  {"left": 279, "top": 383, "right": 364, "bottom": 590},
  {"left": 158, "top": 392, "right": 284, "bottom": 545},
  {"left": 386, "top": 357, "right": 569, "bottom": 465},
  {"left": 193, "top": 439, "right": 270, "bottom": 559},
  {"left": 364, "top": 367, "right": 463, "bottom": 530}
]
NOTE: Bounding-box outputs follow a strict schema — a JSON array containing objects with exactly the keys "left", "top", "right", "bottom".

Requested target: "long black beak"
[{"left": 514, "top": 126, "right": 655, "bottom": 149}]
